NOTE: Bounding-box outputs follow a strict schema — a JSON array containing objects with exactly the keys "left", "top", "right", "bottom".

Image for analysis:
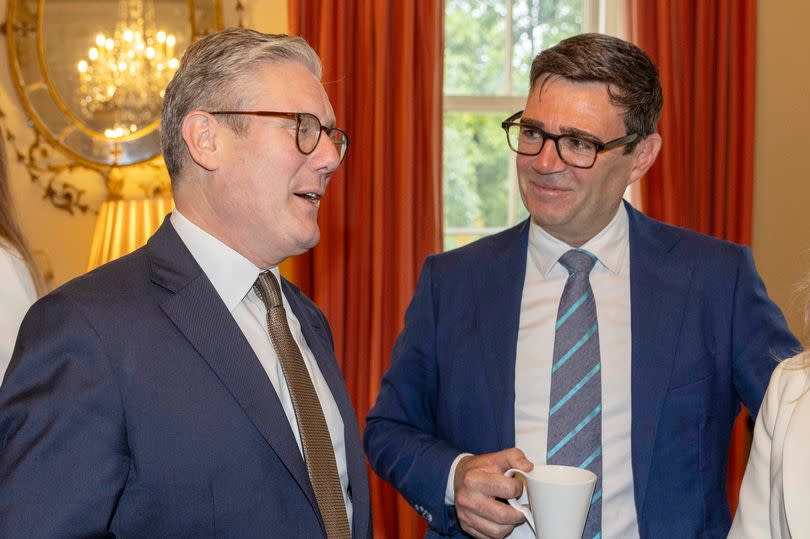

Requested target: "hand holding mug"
[{"left": 453, "top": 448, "right": 533, "bottom": 539}]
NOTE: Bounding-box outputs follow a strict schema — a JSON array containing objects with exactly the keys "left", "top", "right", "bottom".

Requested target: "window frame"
[{"left": 442, "top": 0, "right": 625, "bottom": 248}]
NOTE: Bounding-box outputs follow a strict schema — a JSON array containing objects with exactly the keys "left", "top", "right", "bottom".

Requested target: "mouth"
[
  {"left": 295, "top": 192, "right": 323, "bottom": 206},
  {"left": 531, "top": 182, "right": 570, "bottom": 193}
]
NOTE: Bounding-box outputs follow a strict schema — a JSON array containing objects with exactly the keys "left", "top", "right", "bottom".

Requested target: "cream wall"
[{"left": 752, "top": 0, "right": 810, "bottom": 338}]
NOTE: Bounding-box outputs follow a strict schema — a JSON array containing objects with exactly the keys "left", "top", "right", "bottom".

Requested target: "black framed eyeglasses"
[
  {"left": 501, "top": 110, "right": 639, "bottom": 169},
  {"left": 209, "top": 111, "right": 350, "bottom": 164}
]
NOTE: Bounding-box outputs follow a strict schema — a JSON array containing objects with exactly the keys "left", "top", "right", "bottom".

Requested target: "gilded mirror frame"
[{"left": 6, "top": 0, "right": 223, "bottom": 168}]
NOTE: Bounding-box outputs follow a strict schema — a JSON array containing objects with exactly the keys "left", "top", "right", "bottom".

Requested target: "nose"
[
  {"left": 531, "top": 137, "right": 565, "bottom": 174},
  {"left": 309, "top": 131, "right": 341, "bottom": 173}
]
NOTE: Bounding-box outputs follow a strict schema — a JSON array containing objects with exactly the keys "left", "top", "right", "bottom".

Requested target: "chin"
[{"left": 297, "top": 230, "right": 321, "bottom": 252}]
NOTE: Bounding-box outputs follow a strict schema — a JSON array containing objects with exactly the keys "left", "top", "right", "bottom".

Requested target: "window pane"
[
  {"left": 443, "top": 0, "right": 586, "bottom": 251},
  {"left": 511, "top": 0, "right": 584, "bottom": 93},
  {"left": 444, "top": 232, "right": 488, "bottom": 251},
  {"left": 444, "top": 0, "right": 509, "bottom": 95},
  {"left": 444, "top": 113, "right": 509, "bottom": 228},
  {"left": 444, "top": 112, "right": 527, "bottom": 249}
]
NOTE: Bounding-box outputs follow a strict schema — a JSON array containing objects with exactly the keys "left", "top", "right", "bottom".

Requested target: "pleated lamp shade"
[{"left": 87, "top": 197, "right": 174, "bottom": 271}]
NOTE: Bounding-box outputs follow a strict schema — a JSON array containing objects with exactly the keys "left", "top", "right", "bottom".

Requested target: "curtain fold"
[
  {"left": 627, "top": 0, "right": 757, "bottom": 515},
  {"left": 289, "top": 2, "right": 444, "bottom": 537}
]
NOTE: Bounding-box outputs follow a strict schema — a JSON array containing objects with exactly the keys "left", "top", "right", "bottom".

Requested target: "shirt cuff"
[{"left": 444, "top": 453, "right": 474, "bottom": 505}]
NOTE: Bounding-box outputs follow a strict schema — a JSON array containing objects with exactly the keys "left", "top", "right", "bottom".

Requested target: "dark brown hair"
[
  {"left": 530, "top": 33, "right": 663, "bottom": 151},
  {"left": 0, "top": 129, "right": 44, "bottom": 295}
]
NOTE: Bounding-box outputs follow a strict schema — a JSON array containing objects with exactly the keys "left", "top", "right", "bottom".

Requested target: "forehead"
[
  {"left": 523, "top": 75, "right": 625, "bottom": 135},
  {"left": 240, "top": 61, "right": 334, "bottom": 119}
]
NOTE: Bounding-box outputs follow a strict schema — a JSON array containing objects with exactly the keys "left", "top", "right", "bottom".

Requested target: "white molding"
[{"left": 443, "top": 95, "right": 527, "bottom": 113}]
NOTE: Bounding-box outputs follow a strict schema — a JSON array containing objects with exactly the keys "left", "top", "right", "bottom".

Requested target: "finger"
[
  {"left": 463, "top": 468, "right": 525, "bottom": 500},
  {"left": 458, "top": 508, "right": 517, "bottom": 539},
  {"left": 456, "top": 485, "right": 527, "bottom": 526},
  {"left": 477, "top": 497, "right": 528, "bottom": 527}
]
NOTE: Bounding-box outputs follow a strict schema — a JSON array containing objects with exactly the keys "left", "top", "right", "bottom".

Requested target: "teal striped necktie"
[{"left": 547, "top": 249, "right": 602, "bottom": 539}]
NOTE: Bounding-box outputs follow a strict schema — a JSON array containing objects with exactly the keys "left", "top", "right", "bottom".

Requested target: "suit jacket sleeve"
[
  {"left": 731, "top": 247, "right": 798, "bottom": 419},
  {"left": 364, "top": 256, "right": 463, "bottom": 535},
  {"left": 0, "top": 292, "right": 129, "bottom": 538}
]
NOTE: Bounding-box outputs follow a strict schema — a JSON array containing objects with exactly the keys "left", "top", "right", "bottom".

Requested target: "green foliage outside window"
[
  {"left": 444, "top": 0, "right": 508, "bottom": 95},
  {"left": 443, "top": 0, "right": 583, "bottom": 250},
  {"left": 444, "top": 114, "right": 510, "bottom": 229},
  {"left": 511, "top": 0, "right": 584, "bottom": 92}
]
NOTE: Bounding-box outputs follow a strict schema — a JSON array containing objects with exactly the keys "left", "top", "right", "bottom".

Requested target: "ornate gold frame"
[{"left": 5, "top": 0, "right": 224, "bottom": 169}]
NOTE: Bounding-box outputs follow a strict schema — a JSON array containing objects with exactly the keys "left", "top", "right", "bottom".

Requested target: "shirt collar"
[
  {"left": 170, "top": 209, "right": 279, "bottom": 312},
  {"left": 528, "top": 202, "right": 629, "bottom": 277}
]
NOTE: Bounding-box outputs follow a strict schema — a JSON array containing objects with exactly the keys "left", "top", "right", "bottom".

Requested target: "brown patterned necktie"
[{"left": 254, "top": 271, "right": 351, "bottom": 539}]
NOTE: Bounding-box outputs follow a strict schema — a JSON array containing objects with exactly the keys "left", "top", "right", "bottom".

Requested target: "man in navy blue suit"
[
  {"left": 0, "top": 29, "right": 369, "bottom": 538},
  {"left": 365, "top": 33, "right": 798, "bottom": 539}
]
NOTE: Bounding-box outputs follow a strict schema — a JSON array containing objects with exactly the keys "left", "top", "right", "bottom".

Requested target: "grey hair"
[{"left": 161, "top": 28, "right": 322, "bottom": 178}]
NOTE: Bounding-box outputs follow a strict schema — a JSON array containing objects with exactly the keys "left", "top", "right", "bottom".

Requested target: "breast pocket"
[{"left": 666, "top": 371, "right": 714, "bottom": 442}]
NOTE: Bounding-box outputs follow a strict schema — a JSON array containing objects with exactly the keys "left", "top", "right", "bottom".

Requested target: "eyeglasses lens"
[
  {"left": 298, "top": 114, "right": 348, "bottom": 162},
  {"left": 506, "top": 124, "right": 597, "bottom": 168}
]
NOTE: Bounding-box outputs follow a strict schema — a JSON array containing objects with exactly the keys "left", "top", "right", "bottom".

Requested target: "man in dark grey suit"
[{"left": 0, "top": 28, "right": 369, "bottom": 539}]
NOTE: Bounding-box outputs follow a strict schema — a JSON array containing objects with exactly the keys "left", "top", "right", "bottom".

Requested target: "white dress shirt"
[
  {"left": 511, "top": 204, "right": 638, "bottom": 538},
  {"left": 0, "top": 243, "right": 37, "bottom": 381},
  {"left": 445, "top": 204, "right": 638, "bottom": 539},
  {"left": 170, "top": 210, "right": 353, "bottom": 528}
]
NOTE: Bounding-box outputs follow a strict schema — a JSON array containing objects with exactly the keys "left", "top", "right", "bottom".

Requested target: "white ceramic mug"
[{"left": 504, "top": 465, "right": 597, "bottom": 539}]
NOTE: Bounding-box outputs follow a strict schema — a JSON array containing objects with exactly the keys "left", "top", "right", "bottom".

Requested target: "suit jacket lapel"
[
  {"left": 283, "top": 281, "right": 371, "bottom": 538},
  {"left": 626, "top": 202, "right": 693, "bottom": 515},
  {"left": 478, "top": 221, "right": 530, "bottom": 449},
  {"left": 146, "top": 219, "right": 319, "bottom": 517}
]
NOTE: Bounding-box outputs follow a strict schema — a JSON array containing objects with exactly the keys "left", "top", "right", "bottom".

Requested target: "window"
[{"left": 443, "top": 0, "right": 624, "bottom": 250}]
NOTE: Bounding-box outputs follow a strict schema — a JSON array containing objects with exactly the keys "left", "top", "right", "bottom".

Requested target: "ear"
[
  {"left": 627, "top": 133, "right": 662, "bottom": 185},
  {"left": 181, "top": 111, "right": 222, "bottom": 172}
]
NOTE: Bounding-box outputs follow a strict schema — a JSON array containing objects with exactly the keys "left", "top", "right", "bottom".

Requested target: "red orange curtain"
[
  {"left": 626, "top": 0, "right": 757, "bottom": 514},
  {"left": 288, "top": 2, "right": 444, "bottom": 538}
]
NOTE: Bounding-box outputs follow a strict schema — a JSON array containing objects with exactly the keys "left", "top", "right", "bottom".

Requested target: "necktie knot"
[
  {"left": 254, "top": 271, "right": 283, "bottom": 308},
  {"left": 559, "top": 249, "right": 597, "bottom": 275}
]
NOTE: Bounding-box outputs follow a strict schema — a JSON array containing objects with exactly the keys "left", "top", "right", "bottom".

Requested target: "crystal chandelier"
[{"left": 76, "top": 0, "right": 179, "bottom": 139}]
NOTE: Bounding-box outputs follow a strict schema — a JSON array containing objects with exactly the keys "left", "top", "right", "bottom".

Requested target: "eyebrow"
[
  {"left": 520, "top": 117, "right": 604, "bottom": 144},
  {"left": 559, "top": 126, "right": 604, "bottom": 144}
]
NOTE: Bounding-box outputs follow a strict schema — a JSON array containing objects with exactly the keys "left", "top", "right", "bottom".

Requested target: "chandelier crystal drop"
[{"left": 76, "top": 0, "right": 179, "bottom": 139}]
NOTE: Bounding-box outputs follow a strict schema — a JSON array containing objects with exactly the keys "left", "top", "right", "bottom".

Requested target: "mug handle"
[{"left": 504, "top": 468, "right": 535, "bottom": 535}]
